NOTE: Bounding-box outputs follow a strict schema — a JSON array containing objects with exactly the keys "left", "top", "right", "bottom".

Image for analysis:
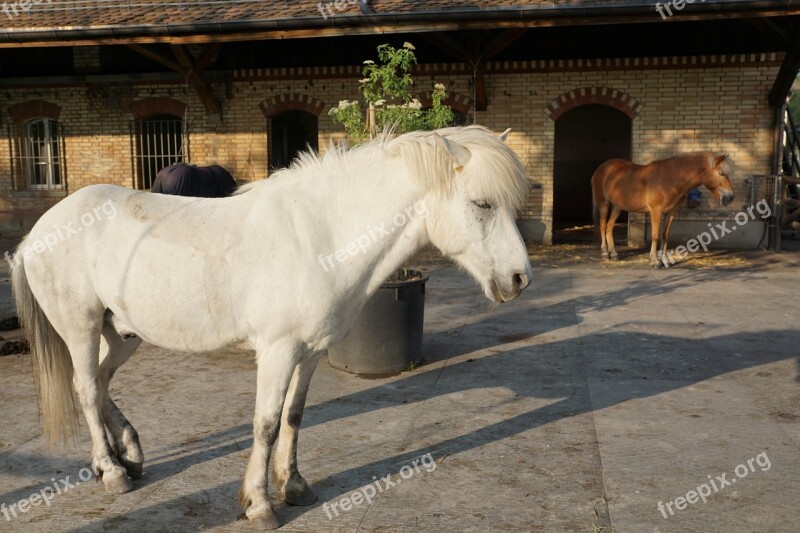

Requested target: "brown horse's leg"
[
  {"left": 599, "top": 202, "right": 610, "bottom": 259},
  {"left": 648, "top": 209, "right": 663, "bottom": 269},
  {"left": 605, "top": 205, "right": 622, "bottom": 260},
  {"left": 660, "top": 211, "right": 676, "bottom": 267}
]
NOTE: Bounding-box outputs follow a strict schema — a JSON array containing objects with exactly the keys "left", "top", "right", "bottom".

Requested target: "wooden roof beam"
[
  {"left": 170, "top": 44, "right": 222, "bottom": 117},
  {"left": 768, "top": 22, "right": 800, "bottom": 107},
  {"left": 126, "top": 44, "right": 182, "bottom": 72},
  {"left": 127, "top": 43, "right": 222, "bottom": 117},
  {"left": 422, "top": 29, "right": 526, "bottom": 111}
]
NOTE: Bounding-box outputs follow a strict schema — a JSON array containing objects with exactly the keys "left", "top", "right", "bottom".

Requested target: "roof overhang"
[{"left": 1, "top": 0, "right": 799, "bottom": 48}]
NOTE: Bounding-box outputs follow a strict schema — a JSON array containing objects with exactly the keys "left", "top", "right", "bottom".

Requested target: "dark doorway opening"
[
  {"left": 553, "top": 105, "right": 631, "bottom": 243},
  {"left": 270, "top": 110, "right": 318, "bottom": 170}
]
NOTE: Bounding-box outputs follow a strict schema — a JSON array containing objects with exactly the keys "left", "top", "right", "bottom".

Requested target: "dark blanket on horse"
[{"left": 152, "top": 164, "right": 237, "bottom": 198}]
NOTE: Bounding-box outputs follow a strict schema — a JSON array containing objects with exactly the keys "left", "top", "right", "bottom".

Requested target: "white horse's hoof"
[
  {"left": 103, "top": 473, "right": 134, "bottom": 494},
  {"left": 250, "top": 513, "right": 282, "bottom": 530},
  {"left": 120, "top": 460, "right": 143, "bottom": 479},
  {"left": 609, "top": 253, "right": 619, "bottom": 261},
  {"left": 601, "top": 252, "right": 610, "bottom": 260}
]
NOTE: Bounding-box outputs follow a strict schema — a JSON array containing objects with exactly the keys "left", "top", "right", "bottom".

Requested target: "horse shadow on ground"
[{"left": 7, "top": 268, "right": 792, "bottom": 531}]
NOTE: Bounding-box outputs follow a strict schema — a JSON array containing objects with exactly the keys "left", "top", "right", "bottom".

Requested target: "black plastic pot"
[{"left": 328, "top": 271, "right": 428, "bottom": 376}]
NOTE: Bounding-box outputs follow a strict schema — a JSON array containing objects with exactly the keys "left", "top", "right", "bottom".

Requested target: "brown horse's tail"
[
  {"left": 591, "top": 161, "right": 611, "bottom": 228},
  {"left": 12, "top": 256, "right": 78, "bottom": 445}
]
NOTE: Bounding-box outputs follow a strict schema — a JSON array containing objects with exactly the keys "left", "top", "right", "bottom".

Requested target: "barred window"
[
  {"left": 130, "top": 114, "right": 187, "bottom": 190},
  {"left": 8, "top": 118, "right": 65, "bottom": 190}
]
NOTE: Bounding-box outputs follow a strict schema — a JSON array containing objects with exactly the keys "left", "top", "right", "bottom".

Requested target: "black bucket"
[{"left": 328, "top": 272, "right": 428, "bottom": 376}]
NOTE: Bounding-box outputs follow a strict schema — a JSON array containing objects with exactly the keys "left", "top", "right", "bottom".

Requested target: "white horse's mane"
[{"left": 236, "top": 125, "right": 529, "bottom": 211}]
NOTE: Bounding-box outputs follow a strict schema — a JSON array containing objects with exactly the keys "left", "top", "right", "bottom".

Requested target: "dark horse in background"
[
  {"left": 592, "top": 152, "right": 736, "bottom": 268},
  {"left": 152, "top": 163, "right": 237, "bottom": 198}
]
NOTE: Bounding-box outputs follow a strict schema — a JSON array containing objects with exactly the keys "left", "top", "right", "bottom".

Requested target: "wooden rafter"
[
  {"left": 768, "top": 21, "right": 800, "bottom": 107},
  {"left": 127, "top": 43, "right": 222, "bottom": 116},
  {"left": 195, "top": 42, "right": 222, "bottom": 72},
  {"left": 170, "top": 44, "right": 221, "bottom": 116},
  {"left": 126, "top": 44, "right": 182, "bottom": 72},
  {"left": 422, "top": 29, "right": 527, "bottom": 111}
]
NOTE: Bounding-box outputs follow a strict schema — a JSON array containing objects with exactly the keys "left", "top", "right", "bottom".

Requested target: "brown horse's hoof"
[
  {"left": 650, "top": 262, "right": 662, "bottom": 270},
  {"left": 601, "top": 252, "right": 610, "bottom": 260},
  {"left": 609, "top": 253, "right": 619, "bottom": 261}
]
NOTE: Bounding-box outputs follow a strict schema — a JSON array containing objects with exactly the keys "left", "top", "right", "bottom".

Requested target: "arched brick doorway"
[
  {"left": 260, "top": 95, "right": 324, "bottom": 170},
  {"left": 552, "top": 105, "right": 632, "bottom": 242},
  {"left": 269, "top": 110, "right": 318, "bottom": 170}
]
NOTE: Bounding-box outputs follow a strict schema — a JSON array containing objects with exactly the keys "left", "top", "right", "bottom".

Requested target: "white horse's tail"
[{"left": 12, "top": 257, "right": 78, "bottom": 444}]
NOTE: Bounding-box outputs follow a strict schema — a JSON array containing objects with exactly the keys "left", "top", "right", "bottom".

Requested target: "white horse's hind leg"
[
  {"left": 272, "top": 352, "right": 322, "bottom": 506},
  {"left": 240, "top": 342, "right": 301, "bottom": 529},
  {"left": 99, "top": 326, "right": 144, "bottom": 478},
  {"left": 66, "top": 329, "right": 133, "bottom": 494}
]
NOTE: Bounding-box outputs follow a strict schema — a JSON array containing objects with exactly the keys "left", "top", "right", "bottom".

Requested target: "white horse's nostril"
[{"left": 513, "top": 273, "right": 530, "bottom": 290}]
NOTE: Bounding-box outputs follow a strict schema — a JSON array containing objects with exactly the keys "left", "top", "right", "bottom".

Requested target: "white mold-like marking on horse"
[{"left": 125, "top": 195, "right": 150, "bottom": 222}]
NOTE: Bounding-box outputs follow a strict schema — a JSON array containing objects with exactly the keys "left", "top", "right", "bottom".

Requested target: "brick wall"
[{"left": 0, "top": 53, "right": 781, "bottom": 243}]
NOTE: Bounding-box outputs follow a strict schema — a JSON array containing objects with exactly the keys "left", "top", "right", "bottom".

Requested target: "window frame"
[
  {"left": 7, "top": 117, "right": 65, "bottom": 191},
  {"left": 130, "top": 115, "right": 189, "bottom": 190}
]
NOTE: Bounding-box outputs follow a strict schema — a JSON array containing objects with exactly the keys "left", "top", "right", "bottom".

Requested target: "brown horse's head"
[{"left": 703, "top": 153, "right": 736, "bottom": 206}]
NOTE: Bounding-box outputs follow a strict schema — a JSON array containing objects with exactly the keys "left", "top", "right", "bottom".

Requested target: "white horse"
[{"left": 12, "top": 125, "right": 533, "bottom": 529}]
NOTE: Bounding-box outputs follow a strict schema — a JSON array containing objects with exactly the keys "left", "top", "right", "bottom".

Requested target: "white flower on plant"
[
  {"left": 359, "top": 78, "right": 370, "bottom": 84},
  {"left": 374, "top": 99, "right": 385, "bottom": 106},
  {"left": 403, "top": 42, "right": 416, "bottom": 50},
  {"left": 408, "top": 99, "right": 422, "bottom": 110},
  {"left": 334, "top": 100, "right": 358, "bottom": 111},
  {"left": 363, "top": 60, "right": 375, "bottom": 65},
  {"left": 434, "top": 83, "right": 446, "bottom": 91}
]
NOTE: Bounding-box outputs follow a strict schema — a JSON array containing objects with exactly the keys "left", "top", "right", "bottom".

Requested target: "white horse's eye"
[{"left": 473, "top": 200, "right": 492, "bottom": 210}]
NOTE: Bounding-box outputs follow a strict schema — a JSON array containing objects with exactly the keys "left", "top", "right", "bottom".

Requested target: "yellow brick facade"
[{"left": 0, "top": 53, "right": 782, "bottom": 243}]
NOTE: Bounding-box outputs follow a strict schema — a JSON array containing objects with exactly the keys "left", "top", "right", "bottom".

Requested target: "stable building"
[{"left": 1, "top": 1, "right": 799, "bottom": 246}]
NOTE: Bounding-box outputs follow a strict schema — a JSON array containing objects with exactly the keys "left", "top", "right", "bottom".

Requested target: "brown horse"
[{"left": 592, "top": 152, "right": 736, "bottom": 268}]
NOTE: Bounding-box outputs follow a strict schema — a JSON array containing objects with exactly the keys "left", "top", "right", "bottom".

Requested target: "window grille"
[
  {"left": 130, "top": 115, "right": 188, "bottom": 190},
  {"left": 7, "top": 118, "right": 65, "bottom": 190}
]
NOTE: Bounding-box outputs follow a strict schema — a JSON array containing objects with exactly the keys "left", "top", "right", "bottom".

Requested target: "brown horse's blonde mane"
[{"left": 653, "top": 151, "right": 736, "bottom": 178}]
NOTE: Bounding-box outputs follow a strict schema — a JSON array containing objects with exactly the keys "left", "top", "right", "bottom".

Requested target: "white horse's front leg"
[
  {"left": 272, "top": 352, "right": 323, "bottom": 506},
  {"left": 240, "top": 343, "right": 301, "bottom": 530}
]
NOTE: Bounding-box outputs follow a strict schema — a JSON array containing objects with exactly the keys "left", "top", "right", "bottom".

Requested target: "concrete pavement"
[{"left": 1, "top": 257, "right": 799, "bottom": 532}]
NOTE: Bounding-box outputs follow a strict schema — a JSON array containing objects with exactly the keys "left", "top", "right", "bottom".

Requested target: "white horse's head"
[{"left": 396, "top": 126, "right": 532, "bottom": 303}]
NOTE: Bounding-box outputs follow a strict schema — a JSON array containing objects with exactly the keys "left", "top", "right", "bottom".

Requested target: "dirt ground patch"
[{"left": 528, "top": 240, "right": 800, "bottom": 270}]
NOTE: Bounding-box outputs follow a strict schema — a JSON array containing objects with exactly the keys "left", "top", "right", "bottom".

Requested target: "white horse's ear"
[
  {"left": 499, "top": 128, "right": 512, "bottom": 142},
  {"left": 432, "top": 132, "right": 472, "bottom": 168}
]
